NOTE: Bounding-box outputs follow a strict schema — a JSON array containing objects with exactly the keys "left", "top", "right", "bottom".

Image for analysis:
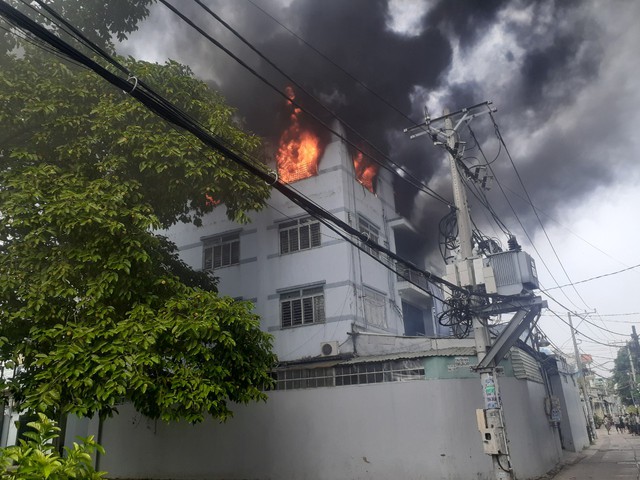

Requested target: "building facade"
[
  {"left": 162, "top": 123, "right": 445, "bottom": 363},
  {"left": 59, "top": 124, "right": 583, "bottom": 479}
]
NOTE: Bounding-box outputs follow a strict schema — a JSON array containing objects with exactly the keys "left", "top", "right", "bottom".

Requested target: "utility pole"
[
  {"left": 568, "top": 312, "right": 597, "bottom": 442},
  {"left": 405, "top": 102, "right": 545, "bottom": 480},
  {"left": 628, "top": 344, "right": 638, "bottom": 407},
  {"left": 444, "top": 112, "right": 514, "bottom": 480},
  {"left": 632, "top": 326, "right": 640, "bottom": 373}
]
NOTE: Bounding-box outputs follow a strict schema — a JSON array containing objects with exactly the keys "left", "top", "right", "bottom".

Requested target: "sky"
[{"left": 115, "top": 0, "right": 640, "bottom": 376}]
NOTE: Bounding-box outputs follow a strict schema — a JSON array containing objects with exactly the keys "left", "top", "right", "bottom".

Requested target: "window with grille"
[
  {"left": 203, "top": 233, "right": 240, "bottom": 270},
  {"left": 281, "top": 286, "right": 325, "bottom": 328},
  {"left": 279, "top": 217, "right": 321, "bottom": 254},
  {"left": 267, "top": 360, "right": 425, "bottom": 390},
  {"left": 358, "top": 216, "right": 380, "bottom": 257},
  {"left": 363, "top": 287, "right": 387, "bottom": 328}
]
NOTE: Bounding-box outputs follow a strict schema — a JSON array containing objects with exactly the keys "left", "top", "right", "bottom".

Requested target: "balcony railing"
[{"left": 396, "top": 264, "right": 429, "bottom": 290}]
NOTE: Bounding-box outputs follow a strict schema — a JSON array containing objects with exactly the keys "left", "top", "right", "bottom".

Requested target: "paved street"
[{"left": 551, "top": 429, "right": 640, "bottom": 479}]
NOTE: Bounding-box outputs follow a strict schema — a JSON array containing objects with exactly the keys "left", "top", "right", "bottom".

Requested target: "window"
[
  {"left": 281, "top": 286, "right": 325, "bottom": 327},
  {"left": 267, "top": 360, "right": 425, "bottom": 390},
  {"left": 358, "top": 216, "right": 380, "bottom": 257},
  {"left": 363, "top": 287, "right": 387, "bottom": 328},
  {"left": 203, "top": 233, "right": 240, "bottom": 270},
  {"left": 279, "top": 217, "right": 321, "bottom": 254}
]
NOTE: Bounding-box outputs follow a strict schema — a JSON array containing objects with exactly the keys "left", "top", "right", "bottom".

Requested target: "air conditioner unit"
[{"left": 320, "top": 341, "right": 339, "bottom": 357}]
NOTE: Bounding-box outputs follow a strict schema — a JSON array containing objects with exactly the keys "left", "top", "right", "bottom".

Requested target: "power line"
[
  {"left": 548, "top": 310, "right": 621, "bottom": 348},
  {"left": 466, "top": 123, "right": 584, "bottom": 312},
  {"left": 244, "top": 0, "right": 415, "bottom": 125},
  {"left": 541, "top": 262, "right": 640, "bottom": 292},
  {"left": 500, "top": 182, "right": 638, "bottom": 274},
  {"left": 158, "top": 0, "right": 453, "bottom": 208},
  {"left": 0, "top": 0, "right": 471, "bottom": 305},
  {"left": 490, "top": 114, "right": 594, "bottom": 314},
  {"left": 546, "top": 310, "right": 628, "bottom": 337}
]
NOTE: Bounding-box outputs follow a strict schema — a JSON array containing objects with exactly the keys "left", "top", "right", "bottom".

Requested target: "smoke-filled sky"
[{"left": 119, "top": 0, "right": 640, "bottom": 374}]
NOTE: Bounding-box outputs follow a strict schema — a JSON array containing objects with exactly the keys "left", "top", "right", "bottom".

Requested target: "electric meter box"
[{"left": 486, "top": 251, "right": 538, "bottom": 296}]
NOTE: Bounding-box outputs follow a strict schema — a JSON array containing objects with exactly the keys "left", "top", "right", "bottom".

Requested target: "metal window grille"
[
  {"left": 281, "top": 286, "right": 325, "bottom": 328},
  {"left": 358, "top": 216, "right": 380, "bottom": 257},
  {"left": 268, "top": 360, "right": 425, "bottom": 390},
  {"left": 363, "top": 287, "right": 387, "bottom": 328},
  {"left": 203, "top": 233, "right": 240, "bottom": 270},
  {"left": 279, "top": 217, "right": 321, "bottom": 254}
]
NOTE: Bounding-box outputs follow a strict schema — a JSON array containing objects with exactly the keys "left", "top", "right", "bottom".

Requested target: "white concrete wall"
[
  {"left": 94, "top": 377, "right": 561, "bottom": 480},
  {"left": 549, "top": 371, "right": 590, "bottom": 452},
  {"left": 499, "top": 377, "right": 563, "bottom": 478}
]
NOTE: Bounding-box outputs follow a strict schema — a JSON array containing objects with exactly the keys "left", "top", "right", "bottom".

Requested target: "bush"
[
  {"left": 593, "top": 414, "right": 603, "bottom": 428},
  {"left": 0, "top": 413, "right": 105, "bottom": 479}
]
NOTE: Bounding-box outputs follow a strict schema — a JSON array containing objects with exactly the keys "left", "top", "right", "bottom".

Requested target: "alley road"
[{"left": 552, "top": 428, "right": 640, "bottom": 479}]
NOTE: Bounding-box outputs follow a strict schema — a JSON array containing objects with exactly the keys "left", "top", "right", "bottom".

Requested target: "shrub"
[{"left": 0, "top": 413, "right": 105, "bottom": 479}]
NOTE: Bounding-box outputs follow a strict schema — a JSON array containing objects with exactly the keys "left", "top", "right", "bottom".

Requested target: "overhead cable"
[
  {"left": 467, "top": 123, "right": 585, "bottom": 313},
  {"left": 0, "top": 0, "right": 471, "bottom": 302},
  {"left": 490, "top": 114, "right": 594, "bottom": 313},
  {"left": 157, "top": 0, "right": 453, "bottom": 208},
  {"left": 542, "top": 262, "right": 640, "bottom": 292}
]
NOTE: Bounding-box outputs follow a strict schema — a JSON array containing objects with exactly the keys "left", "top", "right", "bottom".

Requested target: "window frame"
[
  {"left": 280, "top": 286, "right": 325, "bottom": 328},
  {"left": 363, "top": 286, "right": 387, "bottom": 329},
  {"left": 279, "top": 217, "right": 321, "bottom": 255},
  {"left": 203, "top": 232, "right": 240, "bottom": 271}
]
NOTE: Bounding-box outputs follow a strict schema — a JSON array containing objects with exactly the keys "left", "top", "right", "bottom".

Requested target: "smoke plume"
[{"left": 120, "top": 0, "right": 640, "bottom": 265}]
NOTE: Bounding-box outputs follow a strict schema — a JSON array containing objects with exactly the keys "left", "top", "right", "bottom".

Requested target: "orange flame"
[
  {"left": 276, "top": 87, "right": 321, "bottom": 183},
  {"left": 205, "top": 193, "right": 220, "bottom": 207},
  {"left": 353, "top": 151, "right": 379, "bottom": 193}
]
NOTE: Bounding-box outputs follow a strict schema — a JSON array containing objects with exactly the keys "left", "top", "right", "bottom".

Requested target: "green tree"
[
  {"left": 612, "top": 343, "right": 637, "bottom": 406},
  {"left": 0, "top": 0, "right": 154, "bottom": 55},
  {"left": 0, "top": 44, "right": 276, "bottom": 422}
]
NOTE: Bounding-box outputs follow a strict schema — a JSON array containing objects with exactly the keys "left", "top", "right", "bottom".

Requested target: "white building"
[
  {"left": 62, "top": 123, "right": 585, "bottom": 479},
  {"left": 162, "top": 122, "right": 446, "bottom": 363}
]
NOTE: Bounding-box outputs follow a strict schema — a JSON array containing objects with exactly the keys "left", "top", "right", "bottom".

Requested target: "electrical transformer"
[{"left": 486, "top": 250, "right": 538, "bottom": 296}]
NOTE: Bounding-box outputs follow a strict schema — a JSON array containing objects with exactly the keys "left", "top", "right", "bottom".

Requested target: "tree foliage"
[
  {"left": 612, "top": 342, "right": 637, "bottom": 406},
  {"left": 0, "top": 413, "right": 105, "bottom": 479},
  {"left": 0, "top": 43, "right": 275, "bottom": 422},
  {"left": 1, "top": 0, "right": 154, "bottom": 55}
]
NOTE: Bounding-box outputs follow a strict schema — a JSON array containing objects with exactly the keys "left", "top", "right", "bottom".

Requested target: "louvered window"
[
  {"left": 203, "top": 233, "right": 240, "bottom": 270},
  {"left": 281, "top": 287, "right": 325, "bottom": 328},
  {"left": 279, "top": 217, "right": 321, "bottom": 254}
]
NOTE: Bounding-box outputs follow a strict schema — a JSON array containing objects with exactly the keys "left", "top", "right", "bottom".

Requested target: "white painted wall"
[
  {"left": 549, "top": 370, "right": 590, "bottom": 452},
  {"left": 161, "top": 122, "right": 419, "bottom": 362},
  {"left": 93, "top": 377, "right": 561, "bottom": 480}
]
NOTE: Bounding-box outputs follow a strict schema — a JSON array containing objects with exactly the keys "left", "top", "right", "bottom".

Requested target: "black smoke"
[{"left": 120, "top": 0, "right": 634, "bottom": 266}]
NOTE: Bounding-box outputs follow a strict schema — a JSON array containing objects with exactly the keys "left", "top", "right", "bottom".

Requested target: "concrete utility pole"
[
  {"left": 404, "top": 102, "right": 545, "bottom": 480},
  {"left": 568, "top": 312, "right": 597, "bottom": 442},
  {"left": 628, "top": 345, "right": 637, "bottom": 407},
  {"left": 632, "top": 326, "right": 640, "bottom": 372},
  {"left": 444, "top": 112, "right": 514, "bottom": 480}
]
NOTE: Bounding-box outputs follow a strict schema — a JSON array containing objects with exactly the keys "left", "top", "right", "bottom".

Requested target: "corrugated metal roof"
[{"left": 339, "top": 347, "right": 477, "bottom": 364}]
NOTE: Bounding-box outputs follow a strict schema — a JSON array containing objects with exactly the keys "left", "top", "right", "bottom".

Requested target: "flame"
[
  {"left": 353, "top": 151, "right": 379, "bottom": 193},
  {"left": 205, "top": 193, "right": 220, "bottom": 207},
  {"left": 276, "top": 87, "right": 321, "bottom": 183}
]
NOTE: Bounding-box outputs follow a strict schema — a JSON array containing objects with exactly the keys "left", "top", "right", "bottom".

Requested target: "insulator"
[{"left": 507, "top": 235, "right": 521, "bottom": 251}]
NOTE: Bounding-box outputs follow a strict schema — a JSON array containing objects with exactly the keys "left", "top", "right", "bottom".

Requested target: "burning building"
[
  {"left": 88, "top": 121, "right": 569, "bottom": 480},
  {"left": 165, "top": 118, "right": 445, "bottom": 363}
]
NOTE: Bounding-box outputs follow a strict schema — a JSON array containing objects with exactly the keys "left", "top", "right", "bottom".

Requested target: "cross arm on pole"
[{"left": 475, "top": 297, "right": 547, "bottom": 370}]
